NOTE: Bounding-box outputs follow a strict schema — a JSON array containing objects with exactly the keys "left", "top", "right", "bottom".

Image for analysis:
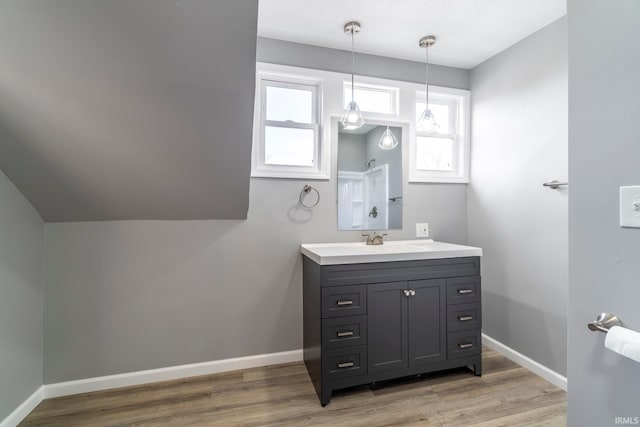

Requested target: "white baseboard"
[
  {"left": 2, "top": 349, "right": 303, "bottom": 426},
  {"left": 4, "top": 338, "right": 566, "bottom": 425},
  {"left": 482, "top": 333, "right": 567, "bottom": 391},
  {"left": 0, "top": 386, "right": 44, "bottom": 427},
  {"left": 44, "top": 349, "right": 303, "bottom": 398}
]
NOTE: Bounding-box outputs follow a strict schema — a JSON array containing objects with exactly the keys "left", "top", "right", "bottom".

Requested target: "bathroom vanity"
[{"left": 301, "top": 240, "right": 483, "bottom": 406}]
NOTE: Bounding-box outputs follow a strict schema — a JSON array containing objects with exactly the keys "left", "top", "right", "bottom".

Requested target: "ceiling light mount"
[
  {"left": 344, "top": 21, "right": 361, "bottom": 35},
  {"left": 419, "top": 35, "right": 436, "bottom": 49}
]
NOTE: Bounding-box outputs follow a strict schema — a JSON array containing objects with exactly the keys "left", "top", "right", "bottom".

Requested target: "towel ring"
[{"left": 299, "top": 185, "right": 320, "bottom": 208}]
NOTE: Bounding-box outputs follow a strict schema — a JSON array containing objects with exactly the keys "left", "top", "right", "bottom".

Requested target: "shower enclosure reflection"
[{"left": 337, "top": 123, "right": 403, "bottom": 230}]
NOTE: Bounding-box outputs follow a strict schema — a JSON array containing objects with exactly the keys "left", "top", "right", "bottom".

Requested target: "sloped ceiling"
[{"left": 0, "top": 0, "right": 258, "bottom": 222}]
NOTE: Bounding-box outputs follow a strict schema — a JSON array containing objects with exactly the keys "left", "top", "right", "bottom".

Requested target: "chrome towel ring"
[{"left": 299, "top": 185, "right": 320, "bottom": 208}]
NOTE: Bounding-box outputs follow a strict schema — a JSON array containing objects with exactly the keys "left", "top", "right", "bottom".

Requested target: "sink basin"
[{"left": 300, "top": 239, "right": 482, "bottom": 265}]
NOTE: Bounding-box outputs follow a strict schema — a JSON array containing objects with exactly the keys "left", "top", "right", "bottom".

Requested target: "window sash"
[
  {"left": 411, "top": 88, "right": 469, "bottom": 182},
  {"left": 256, "top": 77, "right": 322, "bottom": 174},
  {"left": 343, "top": 82, "right": 399, "bottom": 115},
  {"left": 261, "top": 79, "right": 318, "bottom": 127},
  {"left": 415, "top": 135, "right": 459, "bottom": 173},
  {"left": 263, "top": 125, "right": 319, "bottom": 168}
]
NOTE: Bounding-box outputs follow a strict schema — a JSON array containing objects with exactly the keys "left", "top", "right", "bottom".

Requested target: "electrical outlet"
[
  {"left": 620, "top": 186, "right": 640, "bottom": 228},
  {"left": 416, "top": 223, "right": 429, "bottom": 238}
]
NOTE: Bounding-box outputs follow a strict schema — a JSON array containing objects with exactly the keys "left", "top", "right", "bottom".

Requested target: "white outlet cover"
[
  {"left": 620, "top": 186, "right": 640, "bottom": 228},
  {"left": 416, "top": 222, "right": 429, "bottom": 238}
]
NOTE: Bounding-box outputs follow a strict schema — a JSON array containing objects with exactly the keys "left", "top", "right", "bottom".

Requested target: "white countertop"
[{"left": 300, "top": 239, "right": 482, "bottom": 265}]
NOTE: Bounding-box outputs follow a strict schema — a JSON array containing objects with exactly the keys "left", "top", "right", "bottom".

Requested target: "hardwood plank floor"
[{"left": 21, "top": 347, "right": 566, "bottom": 426}]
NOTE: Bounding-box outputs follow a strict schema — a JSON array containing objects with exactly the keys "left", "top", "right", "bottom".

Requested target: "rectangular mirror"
[{"left": 337, "top": 122, "right": 403, "bottom": 230}]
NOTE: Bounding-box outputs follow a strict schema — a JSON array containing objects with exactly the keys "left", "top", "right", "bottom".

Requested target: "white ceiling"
[{"left": 258, "top": 0, "right": 566, "bottom": 69}]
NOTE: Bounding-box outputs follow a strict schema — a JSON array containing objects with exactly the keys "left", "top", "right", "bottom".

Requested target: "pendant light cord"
[
  {"left": 351, "top": 28, "right": 355, "bottom": 103},
  {"left": 425, "top": 42, "right": 430, "bottom": 109}
]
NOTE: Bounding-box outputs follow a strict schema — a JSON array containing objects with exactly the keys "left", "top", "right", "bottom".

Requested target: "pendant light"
[
  {"left": 416, "top": 35, "right": 439, "bottom": 133},
  {"left": 340, "top": 21, "right": 365, "bottom": 130},
  {"left": 378, "top": 126, "right": 398, "bottom": 150}
]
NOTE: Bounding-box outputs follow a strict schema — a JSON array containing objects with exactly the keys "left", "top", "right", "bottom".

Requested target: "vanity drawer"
[
  {"left": 321, "top": 285, "right": 367, "bottom": 318},
  {"left": 447, "top": 276, "right": 481, "bottom": 305},
  {"left": 447, "top": 330, "right": 481, "bottom": 360},
  {"left": 322, "top": 315, "right": 367, "bottom": 349},
  {"left": 322, "top": 346, "right": 367, "bottom": 380},
  {"left": 447, "top": 302, "right": 481, "bottom": 332}
]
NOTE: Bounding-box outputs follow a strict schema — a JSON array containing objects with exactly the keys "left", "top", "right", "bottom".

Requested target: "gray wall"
[
  {"left": 0, "top": 170, "right": 44, "bottom": 419},
  {"left": 257, "top": 37, "right": 470, "bottom": 90},
  {"left": 468, "top": 18, "right": 568, "bottom": 375},
  {"left": 337, "top": 133, "right": 367, "bottom": 172},
  {"left": 568, "top": 2, "right": 640, "bottom": 425},
  {"left": 44, "top": 179, "right": 467, "bottom": 382},
  {"left": 43, "top": 44, "right": 470, "bottom": 382},
  {"left": 0, "top": 0, "right": 258, "bottom": 222}
]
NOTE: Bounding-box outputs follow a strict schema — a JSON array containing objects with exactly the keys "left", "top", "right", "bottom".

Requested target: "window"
[
  {"left": 343, "top": 83, "right": 398, "bottom": 115},
  {"left": 252, "top": 64, "right": 471, "bottom": 183},
  {"left": 252, "top": 75, "right": 325, "bottom": 179},
  {"left": 410, "top": 87, "right": 470, "bottom": 183}
]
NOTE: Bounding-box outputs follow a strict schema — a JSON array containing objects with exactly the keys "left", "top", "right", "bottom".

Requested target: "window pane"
[
  {"left": 416, "top": 137, "right": 454, "bottom": 171},
  {"left": 266, "top": 86, "right": 313, "bottom": 123},
  {"left": 344, "top": 86, "right": 394, "bottom": 114},
  {"left": 416, "top": 101, "right": 450, "bottom": 134},
  {"left": 265, "top": 126, "right": 314, "bottom": 166}
]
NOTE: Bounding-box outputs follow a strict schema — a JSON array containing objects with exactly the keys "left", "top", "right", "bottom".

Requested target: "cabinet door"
[
  {"left": 408, "top": 278, "right": 446, "bottom": 367},
  {"left": 367, "top": 281, "right": 408, "bottom": 374}
]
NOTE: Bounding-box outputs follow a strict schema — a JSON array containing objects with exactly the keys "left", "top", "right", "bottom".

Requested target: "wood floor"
[{"left": 21, "top": 347, "right": 566, "bottom": 426}]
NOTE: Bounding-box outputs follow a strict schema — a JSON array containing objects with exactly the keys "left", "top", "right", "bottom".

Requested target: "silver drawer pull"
[
  {"left": 336, "top": 300, "right": 354, "bottom": 306},
  {"left": 458, "top": 342, "right": 473, "bottom": 349},
  {"left": 337, "top": 331, "right": 354, "bottom": 337},
  {"left": 458, "top": 315, "right": 474, "bottom": 321},
  {"left": 337, "top": 361, "right": 354, "bottom": 369},
  {"left": 457, "top": 289, "right": 473, "bottom": 294}
]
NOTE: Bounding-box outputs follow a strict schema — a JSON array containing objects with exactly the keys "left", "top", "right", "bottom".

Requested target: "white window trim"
[
  {"left": 410, "top": 86, "right": 470, "bottom": 183},
  {"left": 251, "top": 63, "right": 471, "bottom": 184},
  {"left": 251, "top": 70, "right": 327, "bottom": 179}
]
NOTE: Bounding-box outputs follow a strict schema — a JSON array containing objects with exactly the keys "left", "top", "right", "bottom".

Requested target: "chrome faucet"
[{"left": 362, "top": 232, "right": 387, "bottom": 245}]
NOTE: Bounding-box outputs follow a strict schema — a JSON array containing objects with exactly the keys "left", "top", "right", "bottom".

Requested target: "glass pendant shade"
[
  {"left": 341, "top": 101, "right": 365, "bottom": 130},
  {"left": 378, "top": 126, "right": 398, "bottom": 150},
  {"left": 416, "top": 108, "right": 440, "bottom": 133}
]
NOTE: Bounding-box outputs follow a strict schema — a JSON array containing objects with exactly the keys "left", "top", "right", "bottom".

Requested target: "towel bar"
[
  {"left": 543, "top": 180, "right": 568, "bottom": 189},
  {"left": 587, "top": 313, "right": 624, "bottom": 333}
]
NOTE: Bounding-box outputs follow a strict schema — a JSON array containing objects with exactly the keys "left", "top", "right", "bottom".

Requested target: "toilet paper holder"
[{"left": 587, "top": 313, "right": 624, "bottom": 333}]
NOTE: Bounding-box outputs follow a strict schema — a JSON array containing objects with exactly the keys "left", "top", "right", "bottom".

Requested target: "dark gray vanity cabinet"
[
  {"left": 303, "top": 256, "right": 482, "bottom": 406},
  {"left": 368, "top": 279, "right": 446, "bottom": 374}
]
